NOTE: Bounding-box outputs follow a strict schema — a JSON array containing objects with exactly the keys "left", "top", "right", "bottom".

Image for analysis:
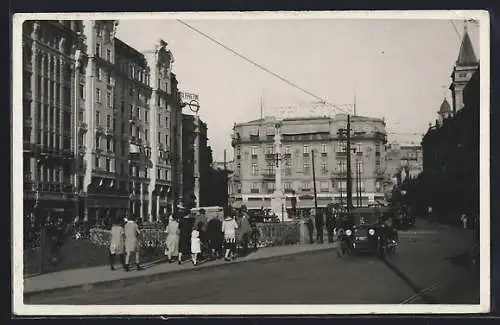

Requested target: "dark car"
[{"left": 336, "top": 207, "right": 397, "bottom": 259}]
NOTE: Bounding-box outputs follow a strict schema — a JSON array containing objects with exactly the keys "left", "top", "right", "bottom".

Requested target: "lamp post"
[{"left": 181, "top": 99, "right": 200, "bottom": 208}]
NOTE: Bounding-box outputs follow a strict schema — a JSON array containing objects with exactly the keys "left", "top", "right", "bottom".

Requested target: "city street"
[{"left": 25, "top": 221, "right": 479, "bottom": 305}]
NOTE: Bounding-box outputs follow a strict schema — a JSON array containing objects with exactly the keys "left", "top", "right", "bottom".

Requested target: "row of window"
[
  {"left": 241, "top": 143, "right": 382, "bottom": 156},
  {"left": 95, "top": 43, "right": 113, "bottom": 63},
  {"left": 247, "top": 180, "right": 383, "bottom": 192},
  {"left": 250, "top": 160, "right": 367, "bottom": 176}
]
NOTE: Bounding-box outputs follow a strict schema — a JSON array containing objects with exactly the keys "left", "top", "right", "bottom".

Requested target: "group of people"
[
  {"left": 305, "top": 209, "right": 339, "bottom": 245},
  {"left": 163, "top": 208, "right": 253, "bottom": 265},
  {"left": 107, "top": 207, "right": 255, "bottom": 272}
]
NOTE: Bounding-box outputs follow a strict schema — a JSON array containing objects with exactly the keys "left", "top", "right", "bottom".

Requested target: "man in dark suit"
[
  {"left": 314, "top": 208, "right": 324, "bottom": 244},
  {"left": 178, "top": 209, "right": 195, "bottom": 264}
]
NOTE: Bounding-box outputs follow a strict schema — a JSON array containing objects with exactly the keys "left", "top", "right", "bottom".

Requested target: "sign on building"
[{"left": 179, "top": 91, "right": 200, "bottom": 103}]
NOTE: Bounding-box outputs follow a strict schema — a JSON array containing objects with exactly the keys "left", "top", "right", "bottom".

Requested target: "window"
[
  {"left": 303, "top": 162, "right": 311, "bottom": 175},
  {"left": 157, "top": 168, "right": 161, "bottom": 179},
  {"left": 79, "top": 85, "right": 84, "bottom": 99},
  {"left": 267, "top": 182, "right": 275, "bottom": 191},
  {"left": 321, "top": 163, "right": 328, "bottom": 175},
  {"left": 106, "top": 139, "right": 111, "bottom": 152},
  {"left": 355, "top": 143, "right": 362, "bottom": 153},
  {"left": 251, "top": 163, "right": 258, "bottom": 176},
  {"left": 106, "top": 49, "right": 111, "bottom": 62},
  {"left": 376, "top": 158, "right": 381, "bottom": 167},
  {"left": 106, "top": 158, "right": 111, "bottom": 172},
  {"left": 165, "top": 134, "right": 168, "bottom": 145},
  {"left": 95, "top": 43, "right": 101, "bottom": 57},
  {"left": 158, "top": 132, "right": 161, "bottom": 144},
  {"left": 95, "top": 111, "right": 100, "bottom": 125},
  {"left": 265, "top": 145, "right": 274, "bottom": 154},
  {"left": 251, "top": 183, "right": 259, "bottom": 193},
  {"left": 321, "top": 143, "right": 327, "bottom": 153},
  {"left": 251, "top": 146, "right": 257, "bottom": 157},
  {"left": 95, "top": 88, "right": 101, "bottom": 103},
  {"left": 320, "top": 181, "right": 329, "bottom": 192},
  {"left": 97, "top": 29, "right": 102, "bottom": 37},
  {"left": 107, "top": 91, "right": 112, "bottom": 107},
  {"left": 303, "top": 145, "right": 310, "bottom": 154},
  {"left": 356, "top": 160, "right": 364, "bottom": 173},
  {"left": 106, "top": 115, "right": 111, "bottom": 129},
  {"left": 97, "top": 68, "right": 103, "bottom": 81},
  {"left": 145, "top": 110, "right": 148, "bottom": 123},
  {"left": 94, "top": 156, "right": 99, "bottom": 168},
  {"left": 112, "top": 118, "right": 116, "bottom": 131},
  {"left": 165, "top": 117, "right": 169, "bottom": 127},
  {"left": 121, "top": 121, "right": 125, "bottom": 133},
  {"left": 95, "top": 136, "right": 100, "bottom": 149},
  {"left": 336, "top": 160, "right": 346, "bottom": 173},
  {"left": 338, "top": 141, "right": 347, "bottom": 152},
  {"left": 302, "top": 182, "right": 310, "bottom": 190},
  {"left": 356, "top": 181, "right": 365, "bottom": 192},
  {"left": 145, "top": 130, "right": 148, "bottom": 142},
  {"left": 284, "top": 183, "right": 292, "bottom": 190}
]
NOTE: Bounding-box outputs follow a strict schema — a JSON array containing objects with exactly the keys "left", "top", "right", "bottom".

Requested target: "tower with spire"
[
  {"left": 438, "top": 97, "right": 452, "bottom": 124},
  {"left": 449, "top": 22, "right": 479, "bottom": 113}
]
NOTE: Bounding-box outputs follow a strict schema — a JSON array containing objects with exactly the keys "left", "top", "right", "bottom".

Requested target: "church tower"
[
  {"left": 449, "top": 22, "right": 479, "bottom": 113},
  {"left": 438, "top": 97, "right": 452, "bottom": 124}
]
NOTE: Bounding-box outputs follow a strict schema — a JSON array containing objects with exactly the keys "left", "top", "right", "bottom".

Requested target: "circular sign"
[{"left": 188, "top": 99, "right": 200, "bottom": 113}]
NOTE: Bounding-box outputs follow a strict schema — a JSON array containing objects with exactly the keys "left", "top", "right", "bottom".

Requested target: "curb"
[{"left": 24, "top": 244, "right": 336, "bottom": 299}]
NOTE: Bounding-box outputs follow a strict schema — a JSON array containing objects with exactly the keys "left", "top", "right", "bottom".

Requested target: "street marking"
[{"left": 400, "top": 280, "right": 443, "bottom": 304}]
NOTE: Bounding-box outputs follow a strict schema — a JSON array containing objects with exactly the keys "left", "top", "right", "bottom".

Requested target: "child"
[{"left": 191, "top": 226, "right": 201, "bottom": 265}]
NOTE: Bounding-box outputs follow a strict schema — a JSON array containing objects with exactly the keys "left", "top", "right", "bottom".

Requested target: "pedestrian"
[
  {"left": 124, "top": 216, "right": 143, "bottom": 272},
  {"left": 306, "top": 214, "right": 314, "bottom": 244},
  {"left": 197, "top": 209, "right": 209, "bottom": 257},
  {"left": 460, "top": 214, "right": 468, "bottom": 230},
  {"left": 427, "top": 205, "right": 433, "bottom": 224},
  {"left": 238, "top": 209, "right": 252, "bottom": 257},
  {"left": 164, "top": 214, "right": 180, "bottom": 263},
  {"left": 178, "top": 210, "right": 195, "bottom": 264},
  {"left": 314, "top": 209, "right": 324, "bottom": 244},
  {"left": 109, "top": 216, "right": 125, "bottom": 271},
  {"left": 191, "top": 226, "right": 201, "bottom": 265},
  {"left": 207, "top": 213, "right": 223, "bottom": 260},
  {"left": 222, "top": 214, "right": 239, "bottom": 261},
  {"left": 326, "top": 211, "right": 335, "bottom": 243}
]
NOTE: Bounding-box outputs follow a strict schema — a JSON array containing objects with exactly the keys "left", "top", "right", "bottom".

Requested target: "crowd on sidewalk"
[{"left": 107, "top": 206, "right": 255, "bottom": 272}]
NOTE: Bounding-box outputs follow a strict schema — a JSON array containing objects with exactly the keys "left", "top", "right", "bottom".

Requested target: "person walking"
[
  {"left": 460, "top": 214, "right": 468, "bottom": 230},
  {"left": 314, "top": 209, "right": 324, "bottom": 244},
  {"left": 207, "top": 213, "right": 223, "bottom": 260},
  {"left": 109, "top": 216, "right": 125, "bottom": 271},
  {"left": 326, "top": 211, "right": 335, "bottom": 243},
  {"left": 238, "top": 210, "right": 252, "bottom": 257},
  {"left": 178, "top": 210, "right": 195, "bottom": 265},
  {"left": 427, "top": 205, "right": 434, "bottom": 224},
  {"left": 191, "top": 226, "right": 201, "bottom": 265},
  {"left": 222, "top": 214, "right": 239, "bottom": 261},
  {"left": 124, "top": 216, "right": 143, "bottom": 272},
  {"left": 164, "top": 214, "right": 180, "bottom": 263}
]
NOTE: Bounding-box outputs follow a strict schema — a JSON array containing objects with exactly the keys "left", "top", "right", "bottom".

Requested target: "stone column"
[
  {"left": 30, "top": 46, "right": 39, "bottom": 184},
  {"left": 156, "top": 192, "right": 160, "bottom": 220},
  {"left": 271, "top": 120, "right": 286, "bottom": 220},
  {"left": 40, "top": 54, "right": 46, "bottom": 148}
]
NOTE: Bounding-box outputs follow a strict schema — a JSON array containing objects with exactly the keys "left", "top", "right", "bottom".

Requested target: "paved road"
[{"left": 25, "top": 221, "right": 479, "bottom": 305}]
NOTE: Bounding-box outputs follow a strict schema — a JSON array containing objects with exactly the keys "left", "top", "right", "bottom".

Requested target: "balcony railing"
[{"left": 284, "top": 188, "right": 295, "bottom": 194}]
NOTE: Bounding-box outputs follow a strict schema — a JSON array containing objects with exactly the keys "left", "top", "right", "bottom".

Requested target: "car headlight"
[
  {"left": 345, "top": 229, "right": 352, "bottom": 236},
  {"left": 368, "top": 229, "right": 375, "bottom": 236}
]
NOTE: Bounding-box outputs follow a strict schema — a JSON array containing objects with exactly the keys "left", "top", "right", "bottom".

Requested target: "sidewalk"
[{"left": 24, "top": 242, "right": 336, "bottom": 296}]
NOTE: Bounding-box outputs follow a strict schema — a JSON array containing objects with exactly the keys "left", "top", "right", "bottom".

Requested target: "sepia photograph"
[{"left": 12, "top": 11, "right": 490, "bottom": 315}]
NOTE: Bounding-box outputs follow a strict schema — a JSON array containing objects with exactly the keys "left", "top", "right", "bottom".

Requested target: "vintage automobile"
[{"left": 336, "top": 206, "right": 398, "bottom": 259}]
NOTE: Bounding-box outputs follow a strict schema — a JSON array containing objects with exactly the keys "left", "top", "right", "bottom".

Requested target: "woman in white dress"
[
  {"left": 191, "top": 227, "right": 201, "bottom": 265},
  {"left": 165, "top": 215, "right": 180, "bottom": 263}
]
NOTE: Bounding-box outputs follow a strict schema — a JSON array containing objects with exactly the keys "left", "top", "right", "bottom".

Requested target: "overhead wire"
[{"left": 176, "top": 19, "right": 351, "bottom": 115}]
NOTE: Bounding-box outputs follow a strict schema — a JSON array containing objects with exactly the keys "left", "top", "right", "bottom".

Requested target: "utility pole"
[
  {"left": 346, "top": 115, "right": 353, "bottom": 212},
  {"left": 223, "top": 149, "right": 228, "bottom": 212},
  {"left": 311, "top": 149, "right": 318, "bottom": 213}
]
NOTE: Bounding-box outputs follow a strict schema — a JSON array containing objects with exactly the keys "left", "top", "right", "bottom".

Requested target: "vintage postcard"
[{"left": 12, "top": 10, "right": 490, "bottom": 315}]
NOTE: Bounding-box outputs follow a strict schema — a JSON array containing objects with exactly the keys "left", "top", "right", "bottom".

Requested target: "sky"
[{"left": 116, "top": 17, "right": 480, "bottom": 162}]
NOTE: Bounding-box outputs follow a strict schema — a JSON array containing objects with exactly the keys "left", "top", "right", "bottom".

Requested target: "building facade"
[
  {"left": 23, "top": 20, "right": 184, "bottom": 225},
  {"left": 230, "top": 114, "right": 388, "bottom": 212},
  {"left": 23, "top": 20, "right": 84, "bottom": 224},
  {"left": 181, "top": 114, "right": 211, "bottom": 208},
  {"left": 417, "top": 25, "right": 479, "bottom": 222},
  {"left": 385, "top": 141, "right": 423, "bottom": 185}
]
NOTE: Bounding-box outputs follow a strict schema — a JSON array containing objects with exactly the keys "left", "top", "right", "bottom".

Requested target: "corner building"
[
  {"left": 22, "top": 20, "right": 83, "bottom": 223},
  {"left": 230, "top": 114, "right": 388, "bottom": 213}
]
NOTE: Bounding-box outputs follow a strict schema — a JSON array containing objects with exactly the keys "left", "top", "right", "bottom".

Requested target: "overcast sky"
[{"left": 116, "top": 17, "right": 479, "bottom": 162}]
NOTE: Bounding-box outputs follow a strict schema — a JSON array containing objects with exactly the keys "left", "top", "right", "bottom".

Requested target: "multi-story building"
[
  {"left": 230, "top": 114, "right": 388, "bottom": 212},
  {"left": 418, "top": 24, "right": 479, "bottom": 223},
  {"left": 385, "top": 141, "right": 423, "bottom": 185},
  {"left": 181, "top": 114, "right": 211, "bottom": 208},
  {"left": 23, "top": 20, "right": 84, "bottom": 223},
  {"left": 23, "top": 20, "right": 185, "bottom": 226},
  {"left": 80, "top": 20, "right": 130, "bottom": 222},
  {"left": 143, "top": 40, "right": 176, "bottom": 220}
]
